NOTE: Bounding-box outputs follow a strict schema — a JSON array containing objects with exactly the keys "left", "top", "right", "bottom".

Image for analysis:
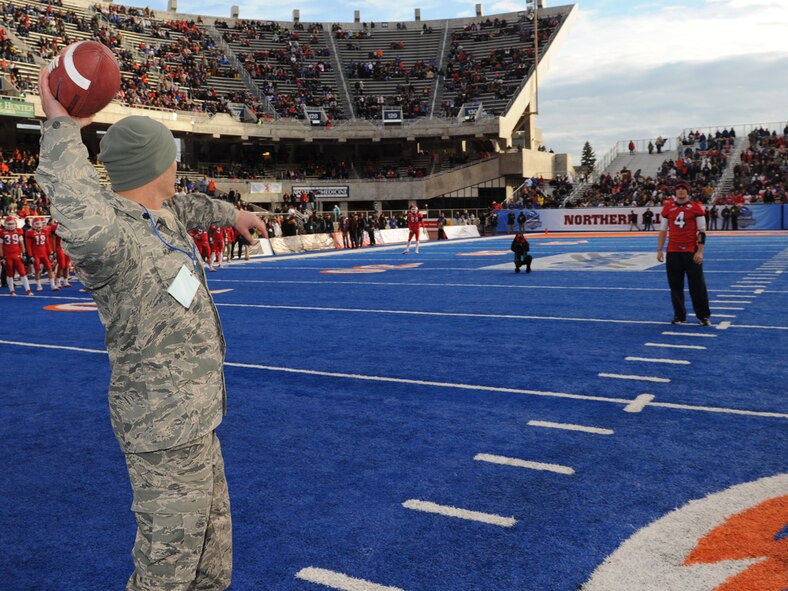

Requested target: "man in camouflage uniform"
[{"left": 36, "top": 68, "right": 268, "bottom": 590}]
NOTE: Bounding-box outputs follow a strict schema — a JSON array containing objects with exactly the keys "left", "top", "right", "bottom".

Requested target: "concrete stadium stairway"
[{"left": 603, "top": 150, "right": 672, "bottom": 178}]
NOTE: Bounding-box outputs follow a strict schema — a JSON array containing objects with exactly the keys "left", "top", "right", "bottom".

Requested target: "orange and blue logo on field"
[
  {"left": 44, "top": 302, "right": 97, "bottom": 312},
  {"left": 683, "top": 495, "right": 788, "bottom": 590},
  {"left": 321, "top": 263, "right": 423, "bottom": 274},
  {"left": 581, "top": 474, "right": 788, "bottom": 591},
  {"left": 457, "top": 250, "right": 510, "bottom": 256},
  {"left": 44, "top": 289, "right": 233, "bottom": 311}
]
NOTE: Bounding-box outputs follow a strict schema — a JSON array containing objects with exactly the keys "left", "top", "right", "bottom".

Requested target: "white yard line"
[
  {"left": 402, "top": 499, "right": 517, "bottom": 527},
  {"left": 625, "top": 356, "right": 690, "bottom": 365},
  {"left": 215, "top": 303, "right": 671, "bottom": 326},
  {"left": 710, "top": 300, "right": 752, "bottom": 304},
  {"left": 661, "top": 331, "right": 717, "bottom": 338},
  {"left": 210, "top": 278, "right": 669, "bottom": 293},
  {"left": 474, "top": 453, "right": 575, "bottom": 475},
  {"left": 3, "top": 340, "right": 786, "bottom": 419},
  {"left": 644, "top": 342, "right": 707, "bottom": 350},
  {"left": 526, "top": 420, "right": 613, "bottom": 435},
  {"left": 295, "top": 568, "right": 405, "bottom": 591},
  {"left": 624, "top": 394, "right": 655, "bottom": 413},
  {"left": 598, "top": 373, "right": 670, "bottom": 383}
]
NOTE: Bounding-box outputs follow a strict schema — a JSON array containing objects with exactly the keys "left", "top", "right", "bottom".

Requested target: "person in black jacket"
[
  {"left": 511, "top": 232, "right": 532, "bottom": 273},
  {"left": 517, "top": 211, "right": 527, "bottom": 232}
]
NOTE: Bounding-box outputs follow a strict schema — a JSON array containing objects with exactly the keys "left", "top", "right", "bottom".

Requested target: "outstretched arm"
[{"left": 35, "top": 68, "right": 133, "bottom": 287}]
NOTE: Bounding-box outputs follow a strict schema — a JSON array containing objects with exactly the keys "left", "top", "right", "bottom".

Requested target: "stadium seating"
[
  {"left": 570, "top": 130, "right": 741, "bottom": 207},
  {"left": 441, "top": 13, "right": 565, "bottom": 118},
  {"left": 0, "top": 0, "right": 572, "bottom": 125},
  {"left": 730, "top": 127, "right": 787, "bottom": 204}
]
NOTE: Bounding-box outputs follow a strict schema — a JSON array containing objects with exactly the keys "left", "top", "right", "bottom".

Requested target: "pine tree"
[{"left": 580, "top": 141, "right": 596, "bottom": 181}]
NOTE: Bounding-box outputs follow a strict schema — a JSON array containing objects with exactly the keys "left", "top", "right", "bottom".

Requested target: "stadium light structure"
[{"left": 526, "top": 0, "right": 539, "bottom": 116}]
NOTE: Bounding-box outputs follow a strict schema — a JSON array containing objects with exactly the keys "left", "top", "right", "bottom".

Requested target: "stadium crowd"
[
  {"left": 731, "top": 126, "right": 787, "bottom": 204},
  {"left": 441, "top": 12, "right": 564, "bottom": 117}
]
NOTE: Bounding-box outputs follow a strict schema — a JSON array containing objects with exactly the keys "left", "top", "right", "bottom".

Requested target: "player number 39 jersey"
[{"left": 661, "top": 200, "right": 706, "bottom": 252}]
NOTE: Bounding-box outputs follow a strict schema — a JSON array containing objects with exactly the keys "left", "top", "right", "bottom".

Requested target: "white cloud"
[
  {"left": 538, "top": 53, "right": 788, "bottom": 162},
  {"left": 545, "top": 0, "right": 788, "bottom": 85}
]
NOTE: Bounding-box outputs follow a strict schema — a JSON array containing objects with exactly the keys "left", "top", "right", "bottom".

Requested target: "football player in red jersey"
[
  {"left": 0, "top": 216, "right": 34, "bottom": 295},
  {"left": 189, "top": 226, "right": 216, "bottom": 271},
  {"left": 657, "top": 181, "right": 711, "bottom": 325},
  {"left": 209, "top": 224, "right": 225, "bottom": 268},
  {"left": 223, "top": 226, "right": 235, "bottom": 263},
  {"left": 25, "top": 216, "right": 59, "bottom": 291},
  {"left": 49, "top": 220, "right": 73, "bottom": 288},
  {"left": 402, "top": 203, "right": 426, "bottom": 254}
]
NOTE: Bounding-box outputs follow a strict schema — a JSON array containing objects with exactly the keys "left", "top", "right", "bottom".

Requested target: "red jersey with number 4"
[
  {"left": 0, "top": 228, "right": 25, "bottom": 257},
  {"left": 661, "top": 199, "right": 705, "bottom": 252},
  {"left": 407, "top": 211, "right": 423, "bottom": 230}
]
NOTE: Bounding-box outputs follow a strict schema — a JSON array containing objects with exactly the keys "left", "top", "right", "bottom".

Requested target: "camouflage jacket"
[{"left": 36, "top": 117, "right": 238, "bottom": 453}]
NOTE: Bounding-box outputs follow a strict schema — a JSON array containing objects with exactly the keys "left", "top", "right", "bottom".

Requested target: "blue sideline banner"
[
  {"left": 733, "top": 204, "right": 782, "bottom": 230},
  {"left": 497, "top": 205, "right": 784, "bottom": 233}
]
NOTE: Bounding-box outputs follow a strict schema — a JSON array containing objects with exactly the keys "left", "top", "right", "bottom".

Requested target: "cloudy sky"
[{"left": 124, "top": 0, "right": 786, "bottom": 162}]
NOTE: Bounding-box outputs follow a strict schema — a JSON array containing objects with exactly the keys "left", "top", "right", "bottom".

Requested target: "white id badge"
[{"left": 167, "top": 265, "right": 200, "bottom": 308}]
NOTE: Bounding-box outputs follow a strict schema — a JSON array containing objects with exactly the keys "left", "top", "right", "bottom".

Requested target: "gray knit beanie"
[{"left": 99, "top": 116, "right": 176, "bottom": 192}]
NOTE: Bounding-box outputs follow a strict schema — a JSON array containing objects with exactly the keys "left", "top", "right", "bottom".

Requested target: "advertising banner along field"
[{"left": 497, "top": 205, "right": 784, "bottom": 233}]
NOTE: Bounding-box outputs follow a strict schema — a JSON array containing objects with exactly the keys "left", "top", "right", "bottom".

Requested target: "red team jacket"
[{"left": 661, "top": 199, "right": 705, "bottom": 253}]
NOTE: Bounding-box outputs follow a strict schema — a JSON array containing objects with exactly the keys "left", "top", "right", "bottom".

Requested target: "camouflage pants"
[{"left": 124, "top": 432, "right": 232, "bottom": 590}]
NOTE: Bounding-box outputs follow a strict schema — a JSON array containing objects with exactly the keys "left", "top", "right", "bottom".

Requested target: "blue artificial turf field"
[{"left": 1, "top": 232, "right": 786, "bottom": 591}]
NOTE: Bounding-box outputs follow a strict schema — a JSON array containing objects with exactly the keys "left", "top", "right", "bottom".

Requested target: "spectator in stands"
[{"left": 628, "top": 140, "right": 635, "bottom": 155}]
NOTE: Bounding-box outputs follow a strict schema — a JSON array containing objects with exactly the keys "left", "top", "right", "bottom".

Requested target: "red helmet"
[
  {"left": 32, "top": 217, "right": 45, "bottom": 231},
  {"left": 4, "top": 216, "right": 17, "bottom": 230}
]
